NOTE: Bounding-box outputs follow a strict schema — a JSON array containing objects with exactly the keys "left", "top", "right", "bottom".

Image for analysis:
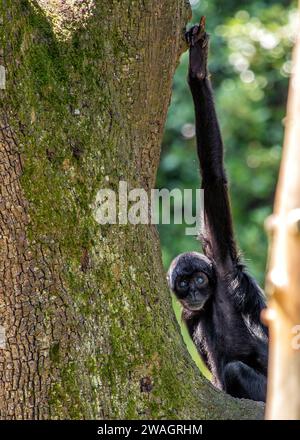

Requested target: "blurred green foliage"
[
  {"left": 158, "top": 0, "right": 297, "bottom": 285},
  {"left": 157, "top": 0, "right": 297, "bottom": 374}
]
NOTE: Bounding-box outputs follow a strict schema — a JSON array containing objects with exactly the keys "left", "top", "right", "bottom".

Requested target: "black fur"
[{"left": 167, "top": 20, "right": 268, "bottom": 402}]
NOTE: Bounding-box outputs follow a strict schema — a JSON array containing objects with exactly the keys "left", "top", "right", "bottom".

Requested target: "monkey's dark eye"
[
  {"left": 194, "top": 272, "right": 208, "bottom": 288},
  {"left": 177, "top": 278, "right": 189, "bottom": 291}
]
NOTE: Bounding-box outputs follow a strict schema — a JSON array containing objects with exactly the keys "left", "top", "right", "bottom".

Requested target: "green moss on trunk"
[{"left": 0, "top": 0, "right": 263, "bottom": 420}]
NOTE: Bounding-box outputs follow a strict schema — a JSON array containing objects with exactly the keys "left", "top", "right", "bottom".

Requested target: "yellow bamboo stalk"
[{"left": 265, "top": 7, "right": 300, "bottom": 420}]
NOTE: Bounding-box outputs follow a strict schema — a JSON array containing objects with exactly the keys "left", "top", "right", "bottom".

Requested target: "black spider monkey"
[{"left": 167, "top": 17, "right": 268, "bottom": 402}]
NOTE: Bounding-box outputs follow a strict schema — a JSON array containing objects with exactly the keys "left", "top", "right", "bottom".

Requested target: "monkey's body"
[
  {"left": 167, "top": 19, "right": 268, "bottom": 402},
  {"left": 184, "top": 266, "right": 268, "bottom": 401}
]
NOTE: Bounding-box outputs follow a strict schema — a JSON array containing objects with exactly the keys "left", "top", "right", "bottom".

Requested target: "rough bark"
[{"left": 0, "top": 0, "right": 263, "bottom": 419}]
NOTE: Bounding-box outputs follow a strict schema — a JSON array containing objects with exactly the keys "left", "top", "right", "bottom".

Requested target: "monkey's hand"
[{"left": 185, "top": 16, "right": 209, "bottom": 80}]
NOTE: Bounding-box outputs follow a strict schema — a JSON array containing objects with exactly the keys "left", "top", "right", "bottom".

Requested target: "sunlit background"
[{"left": 157, "top": 0, "right": 297, "bottom": 374}]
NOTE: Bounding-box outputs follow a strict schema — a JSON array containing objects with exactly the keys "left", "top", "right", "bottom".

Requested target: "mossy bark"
[{"left": 0, "top": 0, "right": 263, "bottom": 419}]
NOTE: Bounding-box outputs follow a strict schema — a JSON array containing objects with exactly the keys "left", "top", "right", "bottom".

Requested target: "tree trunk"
[
  {"left": 264, "top": 1, "right": 300, "bottom": 419},
  {"left": 0, "top": 0, "right": 263, "bottom": 419}
]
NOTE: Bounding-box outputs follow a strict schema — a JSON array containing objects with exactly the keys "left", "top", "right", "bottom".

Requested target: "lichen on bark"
[{"left": 0, "top": 0, "right": 263, "bottom": 419}]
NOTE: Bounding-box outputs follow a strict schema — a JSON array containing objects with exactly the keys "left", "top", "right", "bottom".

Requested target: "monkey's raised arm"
[{"left": 186, "top": 19, "right": 238, "bottom": 271}]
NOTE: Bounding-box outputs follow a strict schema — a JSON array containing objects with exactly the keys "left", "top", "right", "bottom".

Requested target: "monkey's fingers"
[
  {"left": 199, "top": 16, "right": 206, "bottom": 34},
  {"left": 184, "top": 16, "right": 207, "bottom": 47}
]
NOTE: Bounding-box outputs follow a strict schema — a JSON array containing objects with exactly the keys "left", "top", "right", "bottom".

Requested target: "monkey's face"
[{"left": 167, "top": 252, "right": 215, "bottom": 312}]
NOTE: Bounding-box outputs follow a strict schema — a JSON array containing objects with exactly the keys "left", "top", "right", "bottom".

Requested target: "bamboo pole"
[{"left": 264, "top": 7, "right": 300, "bottom": 420}]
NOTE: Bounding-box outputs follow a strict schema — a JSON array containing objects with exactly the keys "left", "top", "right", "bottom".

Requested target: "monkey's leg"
[{"left": 223, "top": 361, "right": 267, "bottom": 402}]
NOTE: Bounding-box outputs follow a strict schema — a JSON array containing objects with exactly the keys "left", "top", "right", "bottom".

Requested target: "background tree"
[
  {"left": 0, "top": 0, "right": 262, "bottom": 419},
  {"left": 265, "top": 0, "right": 300, "bottom": 418}
]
